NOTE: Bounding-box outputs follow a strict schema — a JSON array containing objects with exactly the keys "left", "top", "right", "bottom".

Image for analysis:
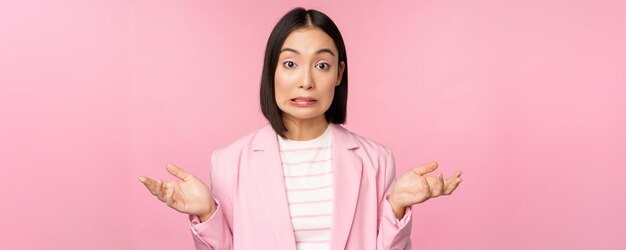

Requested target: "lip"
[{"left": 290, "top": 96, "right": 317, "bottom": 107}]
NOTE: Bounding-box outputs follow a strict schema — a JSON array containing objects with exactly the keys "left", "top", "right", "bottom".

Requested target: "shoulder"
[
  {"left": 333, "top": 124, "right": 397, "bottom": 178},
  {"left": 331, "top": 124, "right": 393, "bottom": 158},
  {"left": 209, "top": 124, "right": 270, "bottom": 180},
  {"left": 212, "top": 124, "right": 270, "bottom": 159}
]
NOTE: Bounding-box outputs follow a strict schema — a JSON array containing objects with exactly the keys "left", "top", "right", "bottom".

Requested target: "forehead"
[{"left": 281, "top": 27, "right": 337, "bottom": 54}]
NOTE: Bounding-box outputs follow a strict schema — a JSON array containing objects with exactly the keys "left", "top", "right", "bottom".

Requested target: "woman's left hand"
[{"left": 387, "top": 162, "right": 462, "bottom": 218}]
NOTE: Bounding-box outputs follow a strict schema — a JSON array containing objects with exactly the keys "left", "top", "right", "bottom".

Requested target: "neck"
[{"left": 282, "top": 115, "right": 329, "bottom": 141}]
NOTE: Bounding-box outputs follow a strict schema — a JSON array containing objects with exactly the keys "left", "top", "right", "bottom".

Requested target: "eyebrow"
[{"left": 280, "top": 47, "right": 336, "bottom": 57}]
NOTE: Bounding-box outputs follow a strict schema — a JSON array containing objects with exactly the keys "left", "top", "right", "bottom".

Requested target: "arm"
[
  {"left": 188, "top": 151, "right": 234, "bottom": 250},
  {"left": 376, "top": 148, "right": 413, "bottom": 250}
]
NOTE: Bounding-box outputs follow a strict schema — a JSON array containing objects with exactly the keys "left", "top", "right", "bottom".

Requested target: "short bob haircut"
[{"left": 260, "top": 7, "right": 348, "bottom": 138}]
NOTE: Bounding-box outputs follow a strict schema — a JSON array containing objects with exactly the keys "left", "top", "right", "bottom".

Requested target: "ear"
[{"left": 336, "top": 61, "right": 345, "bottom": 86}]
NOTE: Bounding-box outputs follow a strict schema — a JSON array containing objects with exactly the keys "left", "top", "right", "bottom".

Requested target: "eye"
[
  {"left": 316, "top": 62, "right": 331, "bottom": 70},
  {"left": 283, "top": 61, "right": 297, "bottom": 69}
]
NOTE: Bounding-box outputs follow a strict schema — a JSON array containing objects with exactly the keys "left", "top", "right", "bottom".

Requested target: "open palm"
[
  {"left": 138, "top": 163, "right": 215, "bottom": 217},
  {"left": 390, "top": 162, "right": 462, "bottom": 208}
]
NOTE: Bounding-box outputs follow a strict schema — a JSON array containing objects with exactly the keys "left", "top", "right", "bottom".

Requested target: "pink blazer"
[{"left": 188, "top": 123, "right": 412, "bottom": 250}]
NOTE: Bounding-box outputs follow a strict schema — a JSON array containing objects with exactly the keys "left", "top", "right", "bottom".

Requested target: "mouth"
[{"left": 290, "top": 97, "right": 317, "bottom": 105}]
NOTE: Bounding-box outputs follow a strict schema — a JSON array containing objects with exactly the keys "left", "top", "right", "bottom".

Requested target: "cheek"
[
  {"left": 323, "top": 87, "right": 336, "bottom": 103},
  {"left": 274, "top": 71, "right": 289, "bottom": 99},
  {"left": 319, "top": 75, "right": 338, "bottom": 97},
  {"left": 314, "top": 85, "right": 335, "bottom": 109}
]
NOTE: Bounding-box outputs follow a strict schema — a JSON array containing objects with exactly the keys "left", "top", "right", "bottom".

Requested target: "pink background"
[{"left": 1, "top": 0, "right": 625, "bottom": 249}]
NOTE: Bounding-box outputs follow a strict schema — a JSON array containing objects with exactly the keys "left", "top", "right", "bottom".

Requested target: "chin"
[
  {"left": 288, "top": 113, "right": 324, "bottom": 121},
  {"left": 282, "top": 109, "right": 326, "bottom": 121}
]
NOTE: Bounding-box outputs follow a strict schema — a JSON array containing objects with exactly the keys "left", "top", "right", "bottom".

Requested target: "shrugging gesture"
[
  {"left": 388, "top": 162, "right": 462, "bottom": 218},
  {"left": 138, "top": 163, "right": 216, "bottom": 221}
]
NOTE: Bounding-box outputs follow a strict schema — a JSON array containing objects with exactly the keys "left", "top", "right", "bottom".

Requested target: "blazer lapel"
[
  {"left": 249, "top": 124, "right": 297, "bottom": 250},
  {"left": 328, "top": 124, "right": 362, "bottom": 250}
]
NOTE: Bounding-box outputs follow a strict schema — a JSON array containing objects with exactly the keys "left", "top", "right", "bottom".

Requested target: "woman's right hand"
[{"left": 138, "top": 163, "right": 216, "bottom": 221}]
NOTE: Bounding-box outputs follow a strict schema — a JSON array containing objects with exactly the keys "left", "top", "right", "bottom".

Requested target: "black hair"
[{"left": 260, "top": 7, "right": 348, "bottom": 138}]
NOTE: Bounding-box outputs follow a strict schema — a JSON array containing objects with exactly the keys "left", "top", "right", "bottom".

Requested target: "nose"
[{"left": 298, "top": 67, "right": 314, "bottom": 90}]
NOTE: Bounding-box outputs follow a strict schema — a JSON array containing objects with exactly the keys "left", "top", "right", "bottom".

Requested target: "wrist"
[
  {"left": 198, "top": 201, "right": 217, "bottom": 222},
  {"left": 387, "top": 194, "right": 406, "bottom": 219}
]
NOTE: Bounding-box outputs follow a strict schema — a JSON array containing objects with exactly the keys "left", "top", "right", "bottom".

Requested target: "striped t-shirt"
[{"left": 278, "top": 125, "right": 333, "bottom": 250}]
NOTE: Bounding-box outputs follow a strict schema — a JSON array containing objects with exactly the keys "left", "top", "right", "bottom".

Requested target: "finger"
[
  {"left": 444, "top": 176, "right": 462, "bottom": 195},
  {"left": 411, "top": 162, "right": 439, "bottom": 176},
  {"left": 155, "top": 180, "right": 166, "bottom": 202},
  {"left": 166, "top": 163, "right": 193, "bottom": 181},
  {"left": 427, "top": 174, "right": 444, "bottom": 197},
  {"left": 163, "top": 183, "right": 175, "bottom": 206},
  {"left": 420, "top": 176, "right": 432, "bottom": 199},
  {"left": 138, "top": 176, "right": 158, "bottom": 196},
  {"left": 437, "top": 173, "right": 445, "bottom": 195},
  {"left": 445, "top": 171, "right": 462, "bottom": 184}
]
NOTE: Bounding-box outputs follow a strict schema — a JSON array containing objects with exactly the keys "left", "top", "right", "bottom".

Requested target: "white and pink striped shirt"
[{"left": 278, "top": 125, "right": 333, "bottom": 250}]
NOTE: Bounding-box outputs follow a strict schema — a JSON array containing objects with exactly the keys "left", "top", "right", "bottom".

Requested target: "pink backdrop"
[{"left": 1, "top": 0, "right": 625, "bottom": 249}]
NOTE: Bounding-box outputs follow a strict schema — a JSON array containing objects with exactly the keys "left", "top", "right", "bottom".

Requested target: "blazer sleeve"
[
  {"left": 188, "top": 151, "right": 234, "bottom": 250},
  {"left": 376, "top": 148, "right": 413, "bottom": 250}
]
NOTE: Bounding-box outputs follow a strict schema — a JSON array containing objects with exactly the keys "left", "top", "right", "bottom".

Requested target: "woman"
[{"left": 139, "top": 7, "right": 462, "bottom": 250}]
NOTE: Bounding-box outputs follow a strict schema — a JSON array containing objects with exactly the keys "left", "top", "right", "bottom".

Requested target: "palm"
[
  {"left": 165, "top": 176, "right": 212, "bottom": 214},
  {"left": 139, "top": 163, "right": 214, "bottom": 216},
  {"left": 390, "top": 162, "right": 462, "bottom": 207},
  {"left": 393, "top": 172, "right": 431, "bottom": 205}
]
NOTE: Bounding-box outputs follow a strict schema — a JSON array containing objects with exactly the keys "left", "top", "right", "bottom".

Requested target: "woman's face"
[{"left": 274, "top": 27, "right": 345, "bottom": 124}]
